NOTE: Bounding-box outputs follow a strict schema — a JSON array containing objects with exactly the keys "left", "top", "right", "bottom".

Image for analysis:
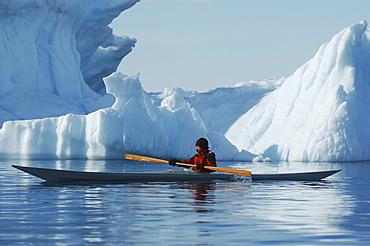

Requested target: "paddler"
[{"left": 169, "top": 138, "right": 217, "bottom": 172}]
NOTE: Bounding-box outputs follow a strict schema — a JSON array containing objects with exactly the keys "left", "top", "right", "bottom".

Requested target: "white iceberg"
[{"left": 226, "top": 20, "right": 370, "bottom": 161}]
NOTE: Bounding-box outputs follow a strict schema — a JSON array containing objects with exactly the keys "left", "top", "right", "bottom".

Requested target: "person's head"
[{"left": 195, "top": 138, "right": 208, "bottom": 151}]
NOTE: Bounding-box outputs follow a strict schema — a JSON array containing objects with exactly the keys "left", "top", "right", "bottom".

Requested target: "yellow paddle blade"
[
  {"left": 203, "top": 166, "right": 252, "bottom": 176},
  {"left": 124, "top": 154, "right": 168, "bottom": 164},
  {"left": 124, "top": 154, "right": 252, "bottom": 177}
]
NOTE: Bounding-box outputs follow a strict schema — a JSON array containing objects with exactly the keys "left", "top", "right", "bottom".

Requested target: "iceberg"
[
  {"left": 0, "top": 1, "right": 370, "bottom": 161},
  {"left": 0, "top": 0, "right": 139, "bottom": 125},
  {"left": 226, "top": 20, "right": 370, "bottom": 161}
]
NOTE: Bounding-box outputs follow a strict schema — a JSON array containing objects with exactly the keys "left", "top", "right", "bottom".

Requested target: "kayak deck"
[{"left": 12, "top": 165, "right": 341, "bottom": 183}]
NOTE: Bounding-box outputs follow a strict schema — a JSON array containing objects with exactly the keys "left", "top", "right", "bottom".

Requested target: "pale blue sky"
[{"left": 111, "top": 0, "right": 370, "bottom": 92}]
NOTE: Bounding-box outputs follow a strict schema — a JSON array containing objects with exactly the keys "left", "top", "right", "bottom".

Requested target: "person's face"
[{"left": 196, "top": 146, "right": 202, "bottom": 152}]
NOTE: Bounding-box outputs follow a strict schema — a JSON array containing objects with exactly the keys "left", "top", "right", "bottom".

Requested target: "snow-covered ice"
[
  {"left": 1, "top": 1, "right": 370, "bottom": 161},
  {"left": 226, "top": 20, "right": 370, "bottom": 161}
]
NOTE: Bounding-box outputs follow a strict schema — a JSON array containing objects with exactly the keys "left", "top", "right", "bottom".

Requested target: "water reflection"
[
  {"left": 181, "top": 183, "right": 216, "bottom": 213},
  {"left": 250, "top": 182, "right": 354, "bottom": 235},
  {"left": 3, "top": 159, "right": 370, "bottom": 244}
]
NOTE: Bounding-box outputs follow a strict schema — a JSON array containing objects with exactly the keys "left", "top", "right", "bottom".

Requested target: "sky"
[{"left": 110, "top": 0, "right": 370, "bottom": 92}]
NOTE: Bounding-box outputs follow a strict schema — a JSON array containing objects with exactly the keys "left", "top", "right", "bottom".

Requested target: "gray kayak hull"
[{"left": 12, "top": 165, "right": 341, "bottom": 183}]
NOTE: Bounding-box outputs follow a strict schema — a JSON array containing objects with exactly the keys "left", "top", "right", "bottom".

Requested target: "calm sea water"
[{"left": 1, "top": 159, "right": 369, "bottom": 245}]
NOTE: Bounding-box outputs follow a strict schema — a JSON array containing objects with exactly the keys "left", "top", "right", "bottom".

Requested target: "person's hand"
[
  {"left": 196, "top": 163, "right": 206, "bottom": 170},
  {"left": 169, "top": 159, "right": 179, "bottom": 166}
]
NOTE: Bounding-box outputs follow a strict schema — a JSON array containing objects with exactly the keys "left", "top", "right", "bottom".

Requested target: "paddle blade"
[
  {"left": 204, "top": 166, "right": 251, "bottom": 176},
  {"left": 125, "top": 154, "right": 168, "bottom": 164}
]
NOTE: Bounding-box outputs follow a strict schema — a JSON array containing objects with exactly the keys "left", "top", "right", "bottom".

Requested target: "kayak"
[{"left": 12, "top": 165, "right": 341, "bottom": 183}]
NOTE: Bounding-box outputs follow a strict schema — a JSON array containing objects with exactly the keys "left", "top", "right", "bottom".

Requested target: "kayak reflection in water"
[{"left": 169, "top": 138, "right": 217, "bottom": 172}]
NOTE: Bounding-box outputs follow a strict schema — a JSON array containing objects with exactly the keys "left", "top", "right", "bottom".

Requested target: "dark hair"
[{"left": 195, "top": 138, "right": 208, "bottom": 149}]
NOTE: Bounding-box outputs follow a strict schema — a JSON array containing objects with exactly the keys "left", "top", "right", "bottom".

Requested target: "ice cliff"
[
  {"left": 0, "top": 0, "right": 138, "bottom": 124},
  {"left": 225, "top": 20, "right": 370, "bottom": 161}
]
